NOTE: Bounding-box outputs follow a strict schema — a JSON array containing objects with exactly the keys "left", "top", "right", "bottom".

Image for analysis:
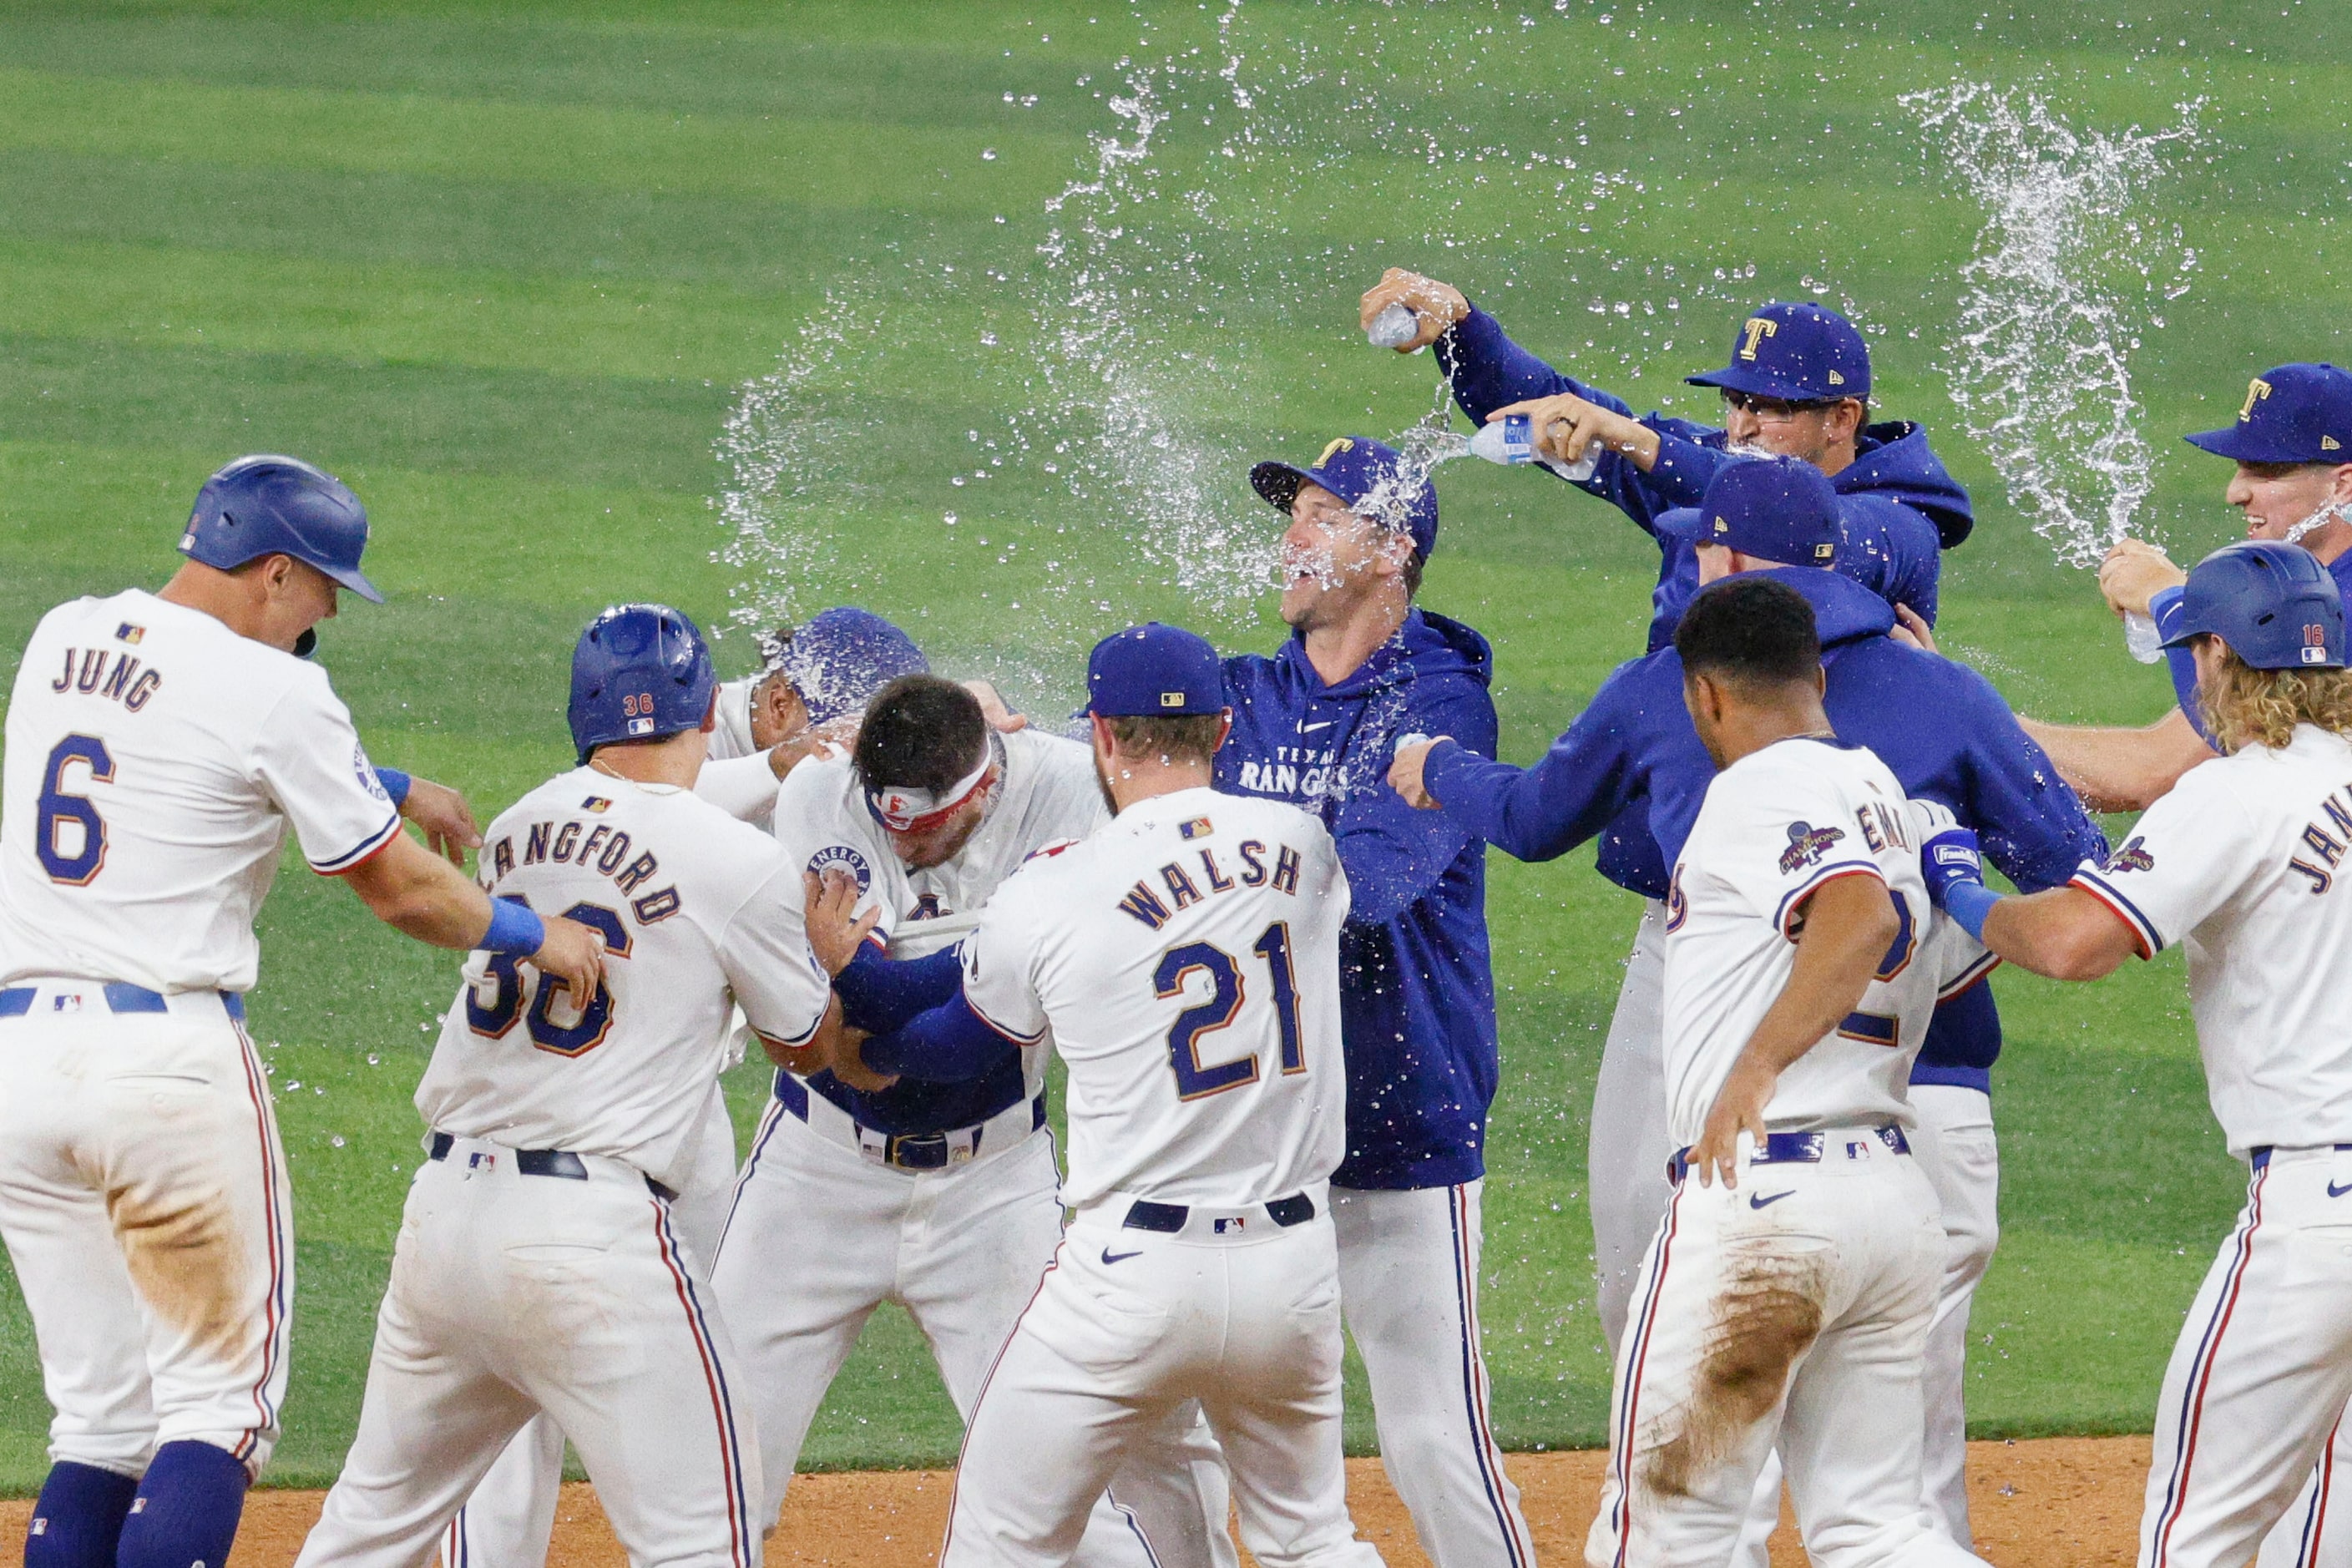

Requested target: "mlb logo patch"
[
  {"left": 49, "top": 994, "right": 83, "bottom": 1014},
  {"left": 1179, "top": 817, "right": 1213, "bottom": 840},
  {"left": 115, "top": 623, "right": 144, "bottom": 645},
  {"left": 468, "top": 1151, "right": 497, "bottom": 1173},
  {"left": 626, "top": 717, "right": 655, "bottom": 736},
  {"left": 1160, "top": 690, "right": 1185, "bottom": 708},
  {"left": 1213, "top": 1216, "right": 1247, "bottom": 1234},
  {"left": 582, "top": 797, "right": 613, "bottom": 814}
]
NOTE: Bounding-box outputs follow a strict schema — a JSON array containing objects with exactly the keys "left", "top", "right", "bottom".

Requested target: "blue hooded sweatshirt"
[
  {"left": 1218, "top": 609, "right": 1500, "bottom": 1190},
  {"left": 1420, "top": 569, "right": 2107, "bottom": 1090},
  {"left": 1438, "top": 306, "right": 1974, "bottom": 650}
]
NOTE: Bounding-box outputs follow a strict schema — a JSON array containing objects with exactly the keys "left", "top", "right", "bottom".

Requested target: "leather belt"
[
  {"left": 2250, "top": 1142, "right": 2352, "bottom": 1171},
  {"left": 1123, "top": 1192, "right": 1317, "bottom": 1233},
  {"left": 1668, "top": 1125, "right": 1910, "bottom": 1183},
  {"left": 427, "top": 1130, "right": 675, "bottom": 1201},
  {"left": 776, "top": 1072, "right": 1047, "bottom": 1171},
  {"left": 0, "top": 983, "right": 245, "bottom": 1021}
]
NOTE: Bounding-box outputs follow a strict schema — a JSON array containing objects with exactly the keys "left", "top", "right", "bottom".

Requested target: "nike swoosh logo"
[
  {"left": 1300, "top": 720, "right": 1335, "bottom": 732},
  {"left": 2329, "top": 1180, "right": 2352, "bottom": 1199},
  {"left": 1748, "top": 1190, "right": 1796, "bottom": 1210},
  {"left": 1100, "top": 1247, "right": 1143, "bottom": 1265}
]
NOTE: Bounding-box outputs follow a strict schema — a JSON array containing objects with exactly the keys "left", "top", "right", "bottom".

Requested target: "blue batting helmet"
[
  {"left": 568, "top": 604, "right": 718, "bottom": 764},
  {"left": 180, "top": 455, "right": 382, "bottom": 604},
  {"left": 2162, "top": 540, "right": 2346, "bottom": 670},
  {"left": 776, "top": 607, "right": 929, "bottom": 726}
]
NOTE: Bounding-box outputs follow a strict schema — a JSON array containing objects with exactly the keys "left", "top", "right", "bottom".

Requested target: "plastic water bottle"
[
  {"left": 2122, "top": 610, "right": 2165, "bottom": 665},
  {"left": 1367, "top": 302, "right": 1421, "bottom": 350},
  {"left": 1468, "top": 412, "right": 1598, "bottom": 483}
]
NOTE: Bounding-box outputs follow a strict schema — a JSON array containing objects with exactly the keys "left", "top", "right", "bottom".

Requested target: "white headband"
[{"left": 864, "top": 746, "right": 995, "bottom": 834}]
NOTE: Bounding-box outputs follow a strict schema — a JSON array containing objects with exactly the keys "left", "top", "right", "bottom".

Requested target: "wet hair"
[
  {"left": 1101, "top": 714, "right": 1225, "bottom": 768},
  {"left": 1674, "top": 576, "right": 1821, "bottom": 690},
  {"left": 2197, "top": 640, "right": 2352, "bottom": 753},
  {"left": 1400, "top": 547, "right": 1424, "bottom": 598},
  {"left": 853, "top": 675, "right": 987, "bottom": 792}
]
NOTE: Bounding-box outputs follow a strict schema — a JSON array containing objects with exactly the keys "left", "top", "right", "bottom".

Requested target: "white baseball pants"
[
  {"left": 711, "top": 1100, "right": 1232, "bottom": 1568},
  {"left": 438, "top": 1090, "right": 741, "bottom": 1568},
  {"left": 0, "top": 985, "right": 291, "bottom": 1477},
  {"left": 1905, "top": 1084, "right": 1999, "bottom": 1546},
  {"left": 293, "top": 1137, "right": 759, "bottom": 1568},
  {"left": 2259, "top": 1418, "right": 2352, "bottom": 1568},
  {"left": 943, "top": 1197, "right": 1381, "bottom": 1568},
  {"left": 2138, "top": 1147, "right": 2352, "bottom": 1568},
  {"left": 1329, "top": 1182, "right": 1536, "bottom": 1568},
  {"left": 1587, "top": 1136, "right": 1989, "bottom": 1568},
  {"left": 1589, "top": 902, "right": 1674, "bottom": 1357}
]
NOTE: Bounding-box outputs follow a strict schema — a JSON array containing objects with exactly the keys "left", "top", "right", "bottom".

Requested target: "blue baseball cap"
[
  {"left": 1087, "top": 622, "right": 1226, "bottom": 717},
  {"left": 1686, "top": 302, "right": 1871, "bottom": 405},
  {"left": 2162, "top": 539, "right": 2345, "bottom": 670},
  {"left": 2185, "top": 364, "right": 2352, "bottom": 466},
  {"left": 1250, "top": 436, "right": 1439, "bottom": 559},
  {"left": 776, "top": 607, "right": 928, "bottom": 726},
  {"left": 1657, "top": 456, "right": 1841, "bottom": 566}
]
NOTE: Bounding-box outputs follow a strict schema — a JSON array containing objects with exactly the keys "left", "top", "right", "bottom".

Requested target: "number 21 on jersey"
[{"left": 1153, "top": 922, "right": 1305, "bottom": 1100}]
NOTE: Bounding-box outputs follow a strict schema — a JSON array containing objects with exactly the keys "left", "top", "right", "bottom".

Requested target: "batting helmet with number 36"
[{"left": 567, "top": 603, "right": 717, "bottom": 763}]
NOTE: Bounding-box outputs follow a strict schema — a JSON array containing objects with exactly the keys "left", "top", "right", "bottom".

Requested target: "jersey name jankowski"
[
  {"left": 0, "top": 589, "right": 401, "bottom": 994},
  {"left": 771, "top": 728, "right": 1106, "bottom": 959},
  {"left": 417, "top": 769, "right": 828, "bottom": 1191},
  {"left": 961, "top": 787, "right": 1351, "bottom": 1211},
  {"left": 2070, "top": 722, "right": 2352, "bottom": 1155},
  {"left": 1662, "top": 737, "right": 1941, "bottom": 1147}
]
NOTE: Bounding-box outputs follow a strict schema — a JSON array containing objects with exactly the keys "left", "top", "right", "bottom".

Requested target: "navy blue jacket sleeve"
[
  {"left": 860, "top": 991, "right": 1008, "bottom": 1083},
  {"left": 1435, "top": 306, "right": 1732, "bottom": 525},
  {"left": 1334, "top": 681, "right": 1499, "bottom": 927},
  {"left": 1420, "top": 662, "right": 1648, "bottom": 863},
  {"left": 1838, "top": 493, "right": 1942, "bottom": 626},
  {"left": 1950, "top": 664, "right": 2111, "bottom": 892},
  {"left": 833, "top": 943, "right": 965, "bottom": 1035}
]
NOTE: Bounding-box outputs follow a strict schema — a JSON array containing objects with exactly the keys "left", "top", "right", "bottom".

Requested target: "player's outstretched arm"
[
  {"left": 396, "top": 775, "right": 481, "bottom": 865},
  {"left": 1688, "top": 874, "right": 1899, "bottom": 1190},
  {"left": 2017, "top": 709, "right": 2215, "bottom": 814},
  {"left": 340, "top": 830, "right": 604, "bottom": 994},
  {"left": 1921, "top": 827, "right": 2139, "bottom": 983}
]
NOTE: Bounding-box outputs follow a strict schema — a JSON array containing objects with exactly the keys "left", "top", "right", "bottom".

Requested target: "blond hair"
[{"left": 2198, "top": 642, "right": 2352, "bottom": 752}]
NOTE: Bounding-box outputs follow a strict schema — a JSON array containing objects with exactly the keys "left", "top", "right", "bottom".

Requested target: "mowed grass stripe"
[{"left": 0, "top": 68, "right": 1074, "bottom": 216}]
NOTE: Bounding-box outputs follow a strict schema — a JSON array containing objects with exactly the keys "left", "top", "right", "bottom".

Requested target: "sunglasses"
[{"left": 1718, "top": 388, "right": 1844, "bottom": 420}]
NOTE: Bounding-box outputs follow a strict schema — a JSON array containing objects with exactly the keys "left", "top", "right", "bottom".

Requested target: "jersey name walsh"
[{"left": 1115, "top": 837, "right": 1304, "bottom": 931}]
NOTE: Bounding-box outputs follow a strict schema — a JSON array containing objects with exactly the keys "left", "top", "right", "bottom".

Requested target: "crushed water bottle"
[
  {"left": 1367, "top": 302, "right": 1422, "bottom": 350},
  {"left": 1468, "top": 412, "right": 1598, "bottom": 483},
  {"left": 2122, "top": 610, "right": 2165, "bottom": 665}
]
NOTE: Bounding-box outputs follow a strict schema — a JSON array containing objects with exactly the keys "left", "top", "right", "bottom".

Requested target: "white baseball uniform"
[
  {"left": 2060, "top": 723, "right": 2352, "bottom": 1568},
  {"left": 939, "top": 787, "right": 1379, "bottom": 1568},
  {"left": 713, "top": 731, "right": 1233, "bottom": 1568},
  {"left": 0, "top": 589, "right": 402, "bottom": 1479},
  {"left": 693, "top": 676, "right": 784, "bottom": 827},
  {"left": 296, "top": 767, "right": 831, "bottom": 1568},
  {"left": 1586, "top": 738, "right": 1986, "bottom": 1568}
]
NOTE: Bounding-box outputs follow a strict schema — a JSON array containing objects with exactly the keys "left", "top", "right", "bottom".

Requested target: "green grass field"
[{"left": 0, "top": 0, "right": 2344, "bottom": 1492}]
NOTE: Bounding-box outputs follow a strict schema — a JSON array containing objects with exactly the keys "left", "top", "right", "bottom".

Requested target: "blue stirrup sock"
[
  {"left": 26, "top": 1462, "right": 139, "bottom": 1568},
  {"left": 113, "top": 1442, "right": 249, "bottom": 1568}
]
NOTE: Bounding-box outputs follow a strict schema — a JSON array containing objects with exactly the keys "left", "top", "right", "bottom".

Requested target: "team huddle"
[{"left": 2, "top": 267, "right": 2349, "bottom": 1568}]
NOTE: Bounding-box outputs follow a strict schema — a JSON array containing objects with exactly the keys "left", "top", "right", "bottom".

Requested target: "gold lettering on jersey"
[
  {"left": 490, "top": 836, "right": 515, "bottom": 881},
  {"left": 1120, "top": 839, "right": 1303, "bottom": 928},
  {"left": 579, "top": 825, "right": 611, "bottom": 867},
  {"left": 52, "top": 649, "right": 162, "bottom": 712},
  {"left": 552, "top": 822, "right": 582, "bottom": 862},
  {"left": 1237, "top": 840, "right": 1268, "bottom": 885},
  {"left": 2288, "top": 787, "right": 2352, "bottom": 892},
  {"left": 1118, "top": 882, "right": 1173, "bottom": 929},
  {"left": 1197, "top": 847, "right": 1236, "bottom": 893},
  {"left": 502, "top": 818, "right": 670, "bottom": 911},
  {"left": 632, "top": 888, "right": 681, "bottom": 923},
  {"left": 1854, "top": 800, "right": 1909, "bottom": 854},
  {"left": 2299, "top": 825, "right": 2344, "bottom": 867},
  {"left": 1272, "top": 846, "right": 1302, "bottom": 894}
]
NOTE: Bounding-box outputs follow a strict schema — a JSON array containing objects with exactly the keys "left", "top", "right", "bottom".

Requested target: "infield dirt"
[{"left": 51, "top": 1436, "right": 2152, "bottom": 1568}]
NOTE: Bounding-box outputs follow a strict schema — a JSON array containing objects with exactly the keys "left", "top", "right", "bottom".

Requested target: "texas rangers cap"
[
  {"left": 2185, "top": 364, "right": 2352, "bottom": 466},
  {"left": 1087, "top": 622, "right": 1225, "bottom": 717},
  {"left": 1249, "top": 435, "right": 1439, "bottom": 559},
  {"left": 1685, "top": 301, "right": 1871, "bottom": 405},
  {"left": 1656, "top": 456, "right": 1841, "bottom": 567},
  {"left": 2162, "top": 539, "right": 2346, "bottom": 670}
]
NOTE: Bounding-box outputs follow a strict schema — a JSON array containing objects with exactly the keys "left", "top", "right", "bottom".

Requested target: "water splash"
[{"left": 1904, "top": 83, "right": 2204, "bottom": 568}]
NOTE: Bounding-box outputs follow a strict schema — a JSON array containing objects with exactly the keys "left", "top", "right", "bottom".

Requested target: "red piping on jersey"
[
  {"left": 2067, "top": 875, "right": 2157, "bottom": 961},
  {"left": 1774, "top": 863, "right": 1886, "bottom": 942},
  {"left": 314, "top": 816, "right": 403, "bottom": 878}
]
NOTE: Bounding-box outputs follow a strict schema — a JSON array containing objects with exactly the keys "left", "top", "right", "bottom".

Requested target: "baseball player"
[
  {"left": 2023, "top": 363, "right": 2352, "bottom": 813},
  {"left": 1921, "top": 541, "right": 2352, "bottom": 1568},
  {"left": 693, "top": 607, "right": 931, "bottom": 825},
  {"left": 808, "top": 622, "right": 1382, "bottom": 1568},
  {"left": 1591, "top": 574, "right": 1985, "bottom": 1568},
  {"left": 1358, "top": 269, "right": 1974, "bottom": 647},
  {"left": 712, "top": 673, "right": 1231, "bottom": 1568},
  {"left": 440, "top": 604, "right": 928, "bottom": 1568},
  {"left": 0, "top": 455, "right": 602, "bottom": 1568},
  {"left": 1391, "top": 457, "right": 2104, "bottom": 1555},
  {"left": 1222, "top": 438, "right": 1533, "bottom": 1568},
  {"left": 296, "top": 603, "right": 843, "bottom": 1568}
]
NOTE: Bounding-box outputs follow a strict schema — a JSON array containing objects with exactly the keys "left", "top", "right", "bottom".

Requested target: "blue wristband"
[
  {"left": 375, "top": 766, "right": 413, "bottom": 808},
  {"left": 481, "top": 896, "right": 545, "bottom": 956},
  {"left": 1943, "top": 880, "right": 2002, "bottom": 943}
]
